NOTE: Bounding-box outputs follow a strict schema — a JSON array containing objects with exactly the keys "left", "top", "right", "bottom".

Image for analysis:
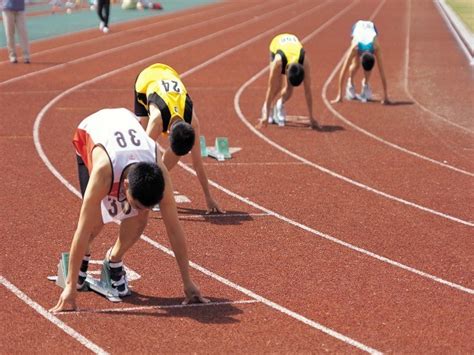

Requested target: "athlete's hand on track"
[
  {"left": 309, "top": 118, "right": 321, "bottom": 131},
  {"left": 206, "top": 197, "right": 224, "bottom": 214},
  {"left": 182, "top": 281, "right": 210, "bottom": 305},
  {"left": 50, "top": 286, "right": 77, "bottom": 313},
  {"left": 255, "top": 117, "right": 268, "bottom": 129},
  {"left": 381, "top": 97, "right": 391, "bottom": 105}
]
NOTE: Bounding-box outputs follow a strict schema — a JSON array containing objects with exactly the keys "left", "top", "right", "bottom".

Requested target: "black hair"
[
  {"left": 127, "top": 162, "right": 165, "bottom": 207},
  {"left": 287, "top": 63, "right": 305, "bottom": 86},
  {"left": 169, "top": 121, "right": 195, "bottom": 156},
  {"left": 361, "top": 52, "right": 375, "bottom": 71}
]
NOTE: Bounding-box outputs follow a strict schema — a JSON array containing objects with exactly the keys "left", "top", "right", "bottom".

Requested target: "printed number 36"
[{"left": 114, "top": 129, "right": 141, "bottom": 148}]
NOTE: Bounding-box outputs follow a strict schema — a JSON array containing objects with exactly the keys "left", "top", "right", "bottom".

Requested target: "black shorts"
[
  {"left": 76, "top": 154, "right": 89, "bottom": 198},
  {"left": 134, "top": 89, "right": 149, "bottom": 117}
]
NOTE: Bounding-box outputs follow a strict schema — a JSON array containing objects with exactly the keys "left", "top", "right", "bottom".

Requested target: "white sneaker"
[
  {"left": 345, "top": 81, "right": 356, "bottom": 100},
  {"left": 262, "top": 105, "right": 274, "bottom": 124},
  {"left": 275, "top": 98, "right": 286, "bottom": 126},
  {"left": 99, "top": 21, "right": 104, "bottom": 30},
  {"left": 102, "top": 26, "right": 109, "bottom": 34},
  {"left": 359, "top": 83, "right": 372, "bottom": 102}
]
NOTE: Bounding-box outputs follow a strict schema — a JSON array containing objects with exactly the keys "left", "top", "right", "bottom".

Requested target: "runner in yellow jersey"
[
  {"left": 257, "top": 34, "right": 320, "bottom": 130},
  {"left": 134, "top": 63, "right": 223, "bottom": 214}
]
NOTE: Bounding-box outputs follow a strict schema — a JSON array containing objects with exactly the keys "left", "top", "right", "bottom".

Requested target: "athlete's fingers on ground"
[
  {"left": 182, "top": 295, "right": 210, "bottom": 305},
  {"left": 206, "top": 207, "right": 225, "bottom": 214},
  {"left": 49, "top": 298, "right": 76, "bottom": 313},
  {"left": 197, "top": 295, "right": 210, "bottom": 303}
]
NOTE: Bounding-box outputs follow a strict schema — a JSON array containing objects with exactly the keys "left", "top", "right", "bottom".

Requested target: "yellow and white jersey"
[
  {"left": 135, "top": 63, "right": 193, "bottom": 133},
  {"left": 269, "top": 34, "right": 305, "bottom": 73}
]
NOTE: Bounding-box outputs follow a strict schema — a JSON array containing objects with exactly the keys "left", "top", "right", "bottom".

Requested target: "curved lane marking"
[
  {"left": 320, "top": 1, "right": 474, "bottom": 175},
  {"left": 31, "top": 2, "right": 473, "bottom": 353},
  {"left": 32, "top": 2, "right": 383, "bottom": 352},
  {"left": 404, "top": 0, "right": 474, "bottom": 133},
  {"left": 234, "top": 0, "right": 474, "bottom": 226},
  {"left": 0, "top": 0, "right": 268, "bottom": 87},
  {"left": 0, "top": 3, "right": 229, "bottom": 66},
  {"left": 1, "top": 276, "right": 108, "bottom": 355}
]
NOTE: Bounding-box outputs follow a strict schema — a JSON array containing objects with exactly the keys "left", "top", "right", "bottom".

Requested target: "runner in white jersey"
[
  {"left": 50, "top": 108, "right": 208, "bottom": 313},
  {"left": 331, "top": 20, "right": 390, "bottom": 104}
]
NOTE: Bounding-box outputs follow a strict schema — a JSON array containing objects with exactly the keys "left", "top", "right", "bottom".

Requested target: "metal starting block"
[
  {"left": 49, "top": 252, "right": 122, "bottom": 302},
  {"left": 205, "top": 137, "right": 232, "bottom": 161}
]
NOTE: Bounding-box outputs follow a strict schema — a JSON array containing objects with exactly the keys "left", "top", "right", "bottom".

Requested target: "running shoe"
[
  {"left": 274, "top": 98, "right": 286, "bottom": 126},
  {"left": 345, "top": 81, "right": 356, "bottom": 100},
  {"left": 359, "top": 83, "right": 372, "bottom": 102},
  {"left": 103, "top": 250, "right": 130, "bottom": 297}
]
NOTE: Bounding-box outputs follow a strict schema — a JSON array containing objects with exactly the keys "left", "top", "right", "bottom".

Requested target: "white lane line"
[
  {"left": 435, "top": 0, "right": 474, "bottom": 65},
  {"left": 154, "top": 212, "right": 270, "bottom": 219},
  {"left": 177, "top": 158, "right": 474, "bottom": 296},
  {"left": 200, "top": 162, "right": 306, "bottom": 166},
  {"left": 234, "top": 2, "right": 474, "bottom": 226},
  {"left": 404, "top": 0, "right": 474, "bottom": 133},
  {"left": 1, "top": 276, "right": 109, "bottom": 355},
  {"left": 140, "top": 234, "right": 382, "bottom": 354},
  {"left": 0, "top": 3, "right": 232, "bottom": 66},
  {"left": 32, "top": 2, "right": 383, "bottom": 352},
  {"left": 58, "top": 299, "right": 260, "bottom": 315},
  {"left": 32, "top": 0, "right": 304, "bottom": 200},
  {"left": 0, "top": 2, "right": 230, "bottom": 66},
  {"left": 0, "top": 0, "right": 269, "bottom": 87},
  {"left": 320, "top": 4, "right": 474, "bottom": 176},
  {"left": 31, "top": 0, "right": 472, "bottom": 301}
]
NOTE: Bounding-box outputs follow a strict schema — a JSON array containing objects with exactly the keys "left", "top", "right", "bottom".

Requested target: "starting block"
[
  {"left": 206, "top": 137, "right": 231, "bottom": 161},
  {"left": 49, "top": 252, "right": 122, "bottom": 302},
  {"left": 200, "top": 135, "right": 208, "bottom": 157}
]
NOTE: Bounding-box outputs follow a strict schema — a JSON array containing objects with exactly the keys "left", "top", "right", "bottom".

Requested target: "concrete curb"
[{"left": 435, "top": 0, "right": 474, "bottom": 65}]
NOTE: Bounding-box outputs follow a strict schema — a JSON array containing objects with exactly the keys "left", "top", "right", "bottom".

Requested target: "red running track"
[{"left": 1, "top": 0, "right": 473, "bottom": 353}]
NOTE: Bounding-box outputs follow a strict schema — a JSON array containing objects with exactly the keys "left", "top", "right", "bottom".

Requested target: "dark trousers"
[{"left": 97, "top": 0, "right": 110, "bottom": 27}]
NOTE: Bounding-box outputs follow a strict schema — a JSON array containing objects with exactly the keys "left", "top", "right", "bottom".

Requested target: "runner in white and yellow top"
[
  {"left": 50, "top": 108, "right": 208, "bottom": 313},
  {"left": 331, "top": 20, "right": 390, "bottom": 104},
  {"left": 134, "top": 63, "right": 223, "bottom": 214},
  {"left": 257, "top": 33, "right": 320, "bottom": 130}
]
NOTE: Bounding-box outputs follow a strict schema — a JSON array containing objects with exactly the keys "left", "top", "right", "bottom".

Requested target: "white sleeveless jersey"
[
  {"left": 351, "top": 20, "right": 377, "bottom": 47},
  {"left": 74, "top": 108, "right": 157, "bottom": 223}
]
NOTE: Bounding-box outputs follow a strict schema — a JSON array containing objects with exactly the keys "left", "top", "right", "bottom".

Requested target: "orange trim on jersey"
[{"left": 72, "top": 128, "right": 95, "bottom": 173}]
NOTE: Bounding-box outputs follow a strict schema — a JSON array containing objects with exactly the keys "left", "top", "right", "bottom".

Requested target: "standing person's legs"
[
  {"left": 102, "top": 0, "right": 110, "bottom": 27},
  {"left": 97, "top": 0, "right": 105, "bottom": 27},
  {"left": 2, "top": 10, "right": 17, "bottom": 63},
  {"left": 15, "top": 11, "right": 30, "bottom": 62}
]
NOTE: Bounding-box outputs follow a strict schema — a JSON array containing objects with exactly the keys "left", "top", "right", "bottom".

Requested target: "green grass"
[{"left": 446, "top": 0, "right": 474, "bottom": 32}]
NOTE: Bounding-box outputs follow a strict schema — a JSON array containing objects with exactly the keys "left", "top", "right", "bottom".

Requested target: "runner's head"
[
  {"left": 126, "top": 162, "right": 165, "bottom": 208},
  {"left": 361, "top": 52, "right": 375, "bottom": 71},
  {"left": 287, "top": 63, "right": 305, "bottom": 86},
  {"left": 169, "top": 120, "right": 195, "bottom": 156}
]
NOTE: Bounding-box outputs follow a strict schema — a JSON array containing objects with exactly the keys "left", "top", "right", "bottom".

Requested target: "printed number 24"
[{"left": 161, "top": 80, "right": 181, "bottom": 93}]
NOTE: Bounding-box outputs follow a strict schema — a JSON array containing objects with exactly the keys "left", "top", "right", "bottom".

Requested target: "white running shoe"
[
  {"left": 275, "top": 98, "right": 286, "bottom": 126},
  {"left": 345, "top": 81, "right": 356, "bottom": 100},
  {"left": 262, "top": 105, "right": 275, "bottom": 124},
  {"left": 99, "top": 21, "right": 104, "bottom": 30},
  {"left": 102, "top": 26, "right": 109, "bottom": 34},
  {"left": 359, "top": 83, "right": 372, "bottom": 102}
]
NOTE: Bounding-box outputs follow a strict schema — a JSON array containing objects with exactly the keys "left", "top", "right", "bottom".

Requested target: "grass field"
[{"left": 446, "top": 0, "right": 474, "bottom": 32}]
